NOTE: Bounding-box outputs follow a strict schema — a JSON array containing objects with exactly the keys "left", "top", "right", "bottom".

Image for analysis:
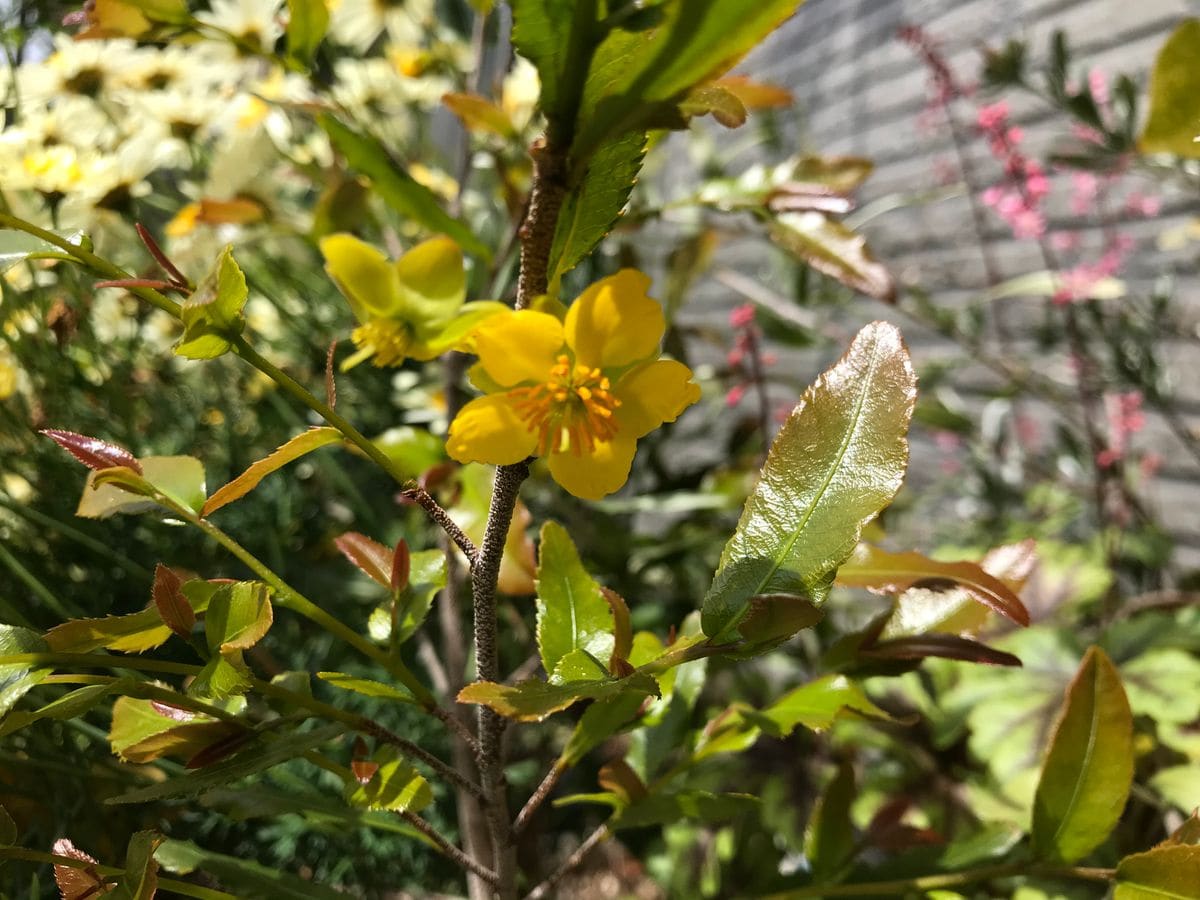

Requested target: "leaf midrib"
[
  {"left": 748, "top": 338, "right": 884, "bottom": 600},
  {"left": 1050, "top": 663, "right": 1102, "bottom": 854}
]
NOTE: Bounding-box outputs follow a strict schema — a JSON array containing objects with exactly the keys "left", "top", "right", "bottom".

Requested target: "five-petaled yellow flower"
[{"left": 446, "top": 270, "right": 701, "bottom": 499}]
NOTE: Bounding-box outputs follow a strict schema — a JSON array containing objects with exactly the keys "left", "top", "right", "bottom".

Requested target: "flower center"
[
  {"left": 509, "top": 354, "right": 622, "bottom": 455},
  {"left": 352, "top": 319, "right": 410, "bottom": 367}
]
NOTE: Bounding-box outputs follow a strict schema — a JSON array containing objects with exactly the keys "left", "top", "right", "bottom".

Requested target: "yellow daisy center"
[
  {"left": 352, "top": 319, "right": 410, "bottom": 367},
  {"left": 508, "top": 354, "right": 622, "bottom": 455}
]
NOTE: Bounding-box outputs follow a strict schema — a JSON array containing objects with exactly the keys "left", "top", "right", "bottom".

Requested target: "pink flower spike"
[
  {"left": 976, "top": 101, "right": 1009, "bottom": 131},
  {"left": 725, "top": 383, "right": 747, "bottom": 408},
  {"left": 729, "top": 304, "right": 756, "bottom": 329}
]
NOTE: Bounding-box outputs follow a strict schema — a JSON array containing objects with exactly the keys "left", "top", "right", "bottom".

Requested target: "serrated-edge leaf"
[
  {"left": 1115, "top": 844, "right": 1200, "bottom": 899},
  {"left": 202, "top": 427, "right": 341, "bottom": 516},
  {"left": 535, "top": 521, "right": 615, "bottom": 676},
  {"left": 152, "top": 564, "right": 195, "bottom": 638},
  {"left": 1031, "top": 646, "right": 1134, "bottom": 864},
  {"left": 40, "top": 429, "right": 142, "bottom": 474},
  {"left": 109, "top": 724, "right": 344, "bottom": 804},
  {"left": 702, "top": 321, "right": 915, "bottom": 639},
  {"left": 334, "top": 532, "right": 392, "bottom": 587},
  {"left": 458, "top": 672, "right": 658, "bottom": 722},
  {"left": 316, "top": 672, "right": 416, "bottom": 704}
]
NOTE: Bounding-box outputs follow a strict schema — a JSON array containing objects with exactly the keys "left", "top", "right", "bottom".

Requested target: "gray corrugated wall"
[{"left": 666, "top": 0, "right": 1200, "bottom": 569}]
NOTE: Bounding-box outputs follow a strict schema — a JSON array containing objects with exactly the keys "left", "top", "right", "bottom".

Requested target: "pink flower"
[
  {"left": 729, "top": 303, "right": 755, "bottom": 329},
  {"left": 725, "top": 383, "right": 747, "bottom": 408},
  {"left": 1088, "top": 68, "right": 1110, "bottom": 108},
  {"left": 976, "top": 101, "right": 1009, "bottom": 132},
  {"left": 1010, "top": 207, "right": 1046, "bottom": 239},
  {"left": 1051, "top": 231, "right": 1081, "bottom": 252},
  {"left": 1140, "top": 453, "right": 1163, "bottom": 479},
  {"left": 1125, "top": 192, "right": 1161, "bottom": 218}
]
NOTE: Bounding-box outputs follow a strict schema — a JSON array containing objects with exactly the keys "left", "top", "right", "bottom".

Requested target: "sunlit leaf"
[
  {"left": 1114, "top": 845, "right": 1200, "bottom": 898},
  {"left": 702, "top": 322, "right": 915, "bottom": 639},
  {"left": 334, "top": 532, "right": 391, "bottom": 587},
  {"left": 458, "top": 673, "right": 658, "bottom": 722},
  {"left": 443, "top": 92, "right": 516, "bottom": 138},
  {"left": 0, "top": 626, "right": 51, "bottom": 717},
  {"left": 769, "top": 212, "right": 895, "bottom": 301},
  {"left": 344, "top": 746, "right": 432, "bottom": 813},
  {"left": 0, "top": 229, "right": 85, "bottom": 274},
  {"left": 712, "top": 75, "right": 793, "bottom": 110},
  {"left": 203, "top": 427, "right": 341, "bottom": 516},
  {"left": 1139, "top": 19, "right": 1200, "bottom": 157},
  {"left": 205, "top": 582, "right": 272, "bottom": 653},
  {"left": 175, "top": 245, "right": 248, "bottom": 359},
  {"left": 109, "top": 724, "right": 344, "bottom": 804},
  {"left": 316, "top": 672, "right": 416, "bottom": 704},
  {"left": 1031, "top": 646, "right": 1133, "bottom": 863},
  {"left": 535, "top": 521, "right": 615, "bottom": 677},
  {"left": 285, "top": 0, "right": 328, "bottom": 64},
  {"left": 757, "top": 674, "right": 893, "bottom": 736},
  {"left": 188, "top": 652, "right": 253, "bottom": 701},
  {"left": 76, "top": 456, "right": 206, "bottom": 519},
  {"left": 152, "top": 564, "right": 195, "bottom": 639},
  {"left": 110, "top": 696, "right": 243, "bottom": 764},
  {"left": 679, "top": 84, "right": 747, "bottom": 128},
  {"left": 40, "top": 429, "right": 141, "bottom": 474}
]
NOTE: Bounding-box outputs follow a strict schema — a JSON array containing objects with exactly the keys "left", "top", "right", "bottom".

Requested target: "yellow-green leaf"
[
  {"left": 109, "top": 696, "right": 242, "bottom": 764},
  {"left": 0, "top": 626, "right": 50, "bottom": 716},
  {"left": 202, "top": 427, "right": 341, "bottom": 516},
  {"left": 702, "top": 322, "right": 915, "bottom": 639},
  {"left": 458, "top": 672, "right": 658, "bottom": 722},
  {"left": 316, "top": 672, "right": 416, "bottom": 704},
  {"left": 285, "top": 0, "right": 328, "bottom": 65},
  {"left": 535, "top": 521, "right": 615, "bottom": 677},
  {"left": 1115, "top": 845, "right": 1200, "bottom": 899},
  {"left": 769, "top": 212, "right": 895, "bottom": 301},
  {"left": 1031, "top": 646, "right": 1133, "bottom": 863},
  {"left": 76, "top": 455, "right": 206, "bottom": 519},
  {"left": 758, "top": 674, "right": 892, "bottom": 736},
  {"left": 205, "top": 582, "right": 272, "bottom": 653},
  {"left": 1139, "top": 19, "right": 1200, "bottom": 157},
  {"left": 443, "top": 92, "right": 517, "bottom": 138},
  {"left": 176, "top": 245, "right": 248, "bottom": 359},
  {"left": 344, "top": 746, "right": 432, "bottom": 813}
]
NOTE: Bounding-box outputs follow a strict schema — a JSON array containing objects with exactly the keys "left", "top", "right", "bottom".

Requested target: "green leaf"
[
  {"left": 76, "top": 455, "right": 206, "bottom": 519},
  {"left": 561, "top": 691, "right": 647, "bottom": 766},
  {"left": 547, "top": 131, "right": 648, "bottom": 287},
  {"left": 758, "top": 674, "right": 892, "bottom": 736},
  {"left": 550, "top": 647, "right": 610, "bottom": 683},
  {"left": 570, "top": 0, "right": 806, "bottom": 158},
  {"left": 203, "top": 427, "right": 341, "bottom": 516},
  {"left": 1031, "top": 646, "right": 1133, "bottom": 863},
  {"left": 768, "top": 213, "right": 895, "bottom": 301},
  {"left": 0, "top": 229, "right": 85, "bottom": 274},
  {"left": 805, "top": 761, "right": 857, "bottom": 883},
  {"left": 176, "top": 245, "right": 248, "bottom": 359},
  {"left": 510, "top": 0, "right": 596, "bottom": 136},
  {"left": 837, "top": 544, "right": 1029, "bottom": 626},
  {"left": 111, "top": 831, "right": 162, "bottom": 900},
  {"left": 316, "top": 672, "right": 416, "bottom": 704},
  {"left": 109, "top": 696, "right": 243, "bottom": 764},
  {"left": 123, "top": 0, "right": 189, "bottom": 24},
  {"left": 1115, "top": 845, "right": 1200, "bottom": 899},
  {"left": 393, "top": 548, "right": 446, "bottom": 644},
  {"left": 285, "top": 0, "right": 328, "bottom": 64},
  {"left": 205, "top": 582, "right": 272, "bottom": 653},
  {"left": 702, "top": 321, "right": 915, "bottom": 639},
  {"left": 318, "top": 114, "right": 489, "bottom": 259},
  {"left": 156, "top": 839, "right": 346, "bottom": 900},
  {"left": 0, "top": 679, "right": 137, "bottom": 737},
  {"left": 45, "top": 608, "right": 171, "bottom": 654},
  {"left": 1150, "top": 765, "right": 1200, "bottom": 813},
  {"left": 344, "top": 746, "right": 432, "bottom": 813},
  {"left": 109, "top": 724, "right": 344, "bottom": 804},
  {"left": 0, "top": 626, "right": 50, "bottom": 717},
  {"left": 535, "top": 521, "right": 615, "bottom": 676},
  {"left": 0, "top": 804, "right": 16, "bottom": 846},
  {"left": 1139, "top": 19, "right": 1200, "bottom": 157},
  {"left": 458, "top": 672, "right": 659, "bottom": 722},
  {"left": 612, "top": 790, "right": 759, "bottom": 830},
  {"left": 189, "top": 652, "right": 253, "bottom": 701}
]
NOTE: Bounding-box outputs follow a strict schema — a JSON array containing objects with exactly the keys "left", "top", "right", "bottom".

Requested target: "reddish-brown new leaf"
[
  {"left": 335, "top": 532, "right": 392, "bottom": 587},
  {"left": 151, "top": 564, "right": 195, "bottom": 638},
  {"left": 40, "top": 429, "right": 142, "bottom": 475}
]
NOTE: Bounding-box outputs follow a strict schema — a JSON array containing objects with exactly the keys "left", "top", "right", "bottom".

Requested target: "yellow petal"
[
  {"left": 547, "top": 433, "right": 638, "bottom": 500},
  {"left": 473, "top": 310, "right": 564, "bottom": 387},
  {"left": 395, "top": 236, "right": 466, "bottom": 328},
  {"left": 565, "top": 270, "right": 664, "bottom": 369},
  {"left": 320, "top": 233, "right": 404, "bottom": 321},
  {"left": 447, "top": 395, "right": 538, "bottom": 465},
  {"left": 614, "top": 359, "right": 702, "bottom": 438}
]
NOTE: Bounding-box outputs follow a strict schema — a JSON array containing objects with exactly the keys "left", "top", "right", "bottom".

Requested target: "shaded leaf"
[
  {"left": 51, "top": 838, "right": 112, "bottom": 900},
  {"left": 319, "top": 114, "right": 488, "bottom": 258},
  {"left": 0, "top": 228, "right": 85, "bottom": 274},
  {"left": 316, "top": 672, "right": 416, "bottom": 704},
  {"left": 0, "top": 626, "right": 51, "bottom": 717},
  {"left": 561, "top": 691, "right": 647, "bottom": 766},
  {"left": 735, "top": 593, "right": 824, "bottom": 647},
  {"left": 188, "top": 652, "right": 253, "bottom": 701},
  {"left": 1139, "top": 19, "right": 1200, "bottom": 157},
  {"left": 758, "top": 674, "right": 893, "bottom": 736},
  {"left": 702, "top": 322, "right": 915, "bottom": 639},
  {"left": 152, "top": 564, "right": 194, "bottom": 638},
  {"left": 109, "top": 724, "right": 345, "bottom": 804},
  {"left": 458, "top": 673, "right": 658, "bottom": 722},
  {"left": 334, "top": 532, "right": 391, "bottom": 587},
  {"left": 1031, "top": 646, "right": 1133, "bottom": 863},
  {"left": 0, "top": 805, "right": 14, "bottom": 846},
  {"left": 601, "top": 587, "right": 632, "bottom": 672},
  {"left": 613, "top": 790, "right": 758, "bottom": 830},
  {"left": 40, "top": 429, "right": 141, "bottom": 475},
  {"left": 805, "top": 761, "right": 857, "bottom": 882},
  {"left": 112, "top": 831, "right": 162, "bottom": 900},
  {"left": 535, "top": 521, "right": 614, "bottom": 676},
  {"left": 680, "top": 83, "right": 747, "bottom": 128},
  {"left": 861, "top": 635, "right": 1021, "bottom": 667},
  {"left": 769, "top": 212, "right": 895, "bottom": 301},
  {"left": 1114, "top": 845, "right": 1200, "bottom": 899},
  {"left": 156, "top": 839, "right": 346, "bottom": 900},
  {"left": 110, "top": 696, "right": 244, "bottom": 764},
  {"left": 442, "top": 92, "right": 516, "bottom": 138},
  {"left": 202, "top": 427, "right": 341, "bottom": 516},
  {"left": 838, "top": 543, "right": 1029, "bottom": 626},
  {"left": 344, "top": 746, "right": 432, "bottom": 813}
]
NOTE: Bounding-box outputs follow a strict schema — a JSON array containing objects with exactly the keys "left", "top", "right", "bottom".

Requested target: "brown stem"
[
  {"left": 522, "top": 824, "right": 609, "bottom": 900},
  {"left": 358, "top": 719, "right": 487, "bottom": 803},
  {"left": 400, "top": 810, "right": 500, "bottom": 887},
  {"left": 400, "top": 485, "right": 479, "bottom": 561},
  {"left": 513, "top": 762, "right": 565, "bottom": 835}
]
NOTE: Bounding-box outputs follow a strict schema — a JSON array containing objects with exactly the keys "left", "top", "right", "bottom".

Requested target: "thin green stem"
[{"left": 0, "top": 652, "right": 199, "bottom": 676}]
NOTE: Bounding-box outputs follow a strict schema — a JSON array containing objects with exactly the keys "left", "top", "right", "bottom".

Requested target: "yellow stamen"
[
  {"left": 508, "top": 355, "right": 623, "bottom": 455},
  {"left": 352, "top": 319, "right": 411, "bottom": 367}
]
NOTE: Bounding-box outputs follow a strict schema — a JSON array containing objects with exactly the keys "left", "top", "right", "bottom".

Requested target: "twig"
[
  {"left": 400, "top": 810, "right": 500, "bottom": 887},
  {"left": 399, "top": 485, "right": 479, "bottom": 562},
  {"left": 513, "top": 762, "right": 564, "bottom": 835},
  {"left": 359, "top": 718, "right": 488, "bottom": 803},
  {"left": 429, "top": 704, "right": 483, "bottom": 760},
  {"left": 522, "top": 824, "right": 610, "bottom": 900}
]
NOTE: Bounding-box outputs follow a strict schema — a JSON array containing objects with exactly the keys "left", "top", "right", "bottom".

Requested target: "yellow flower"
[
  {"left": 320, "top": 233, "right": 504, "bottom": 369},
  {"left": 446, "top": 270, "right": 701, "bottom": 499}
]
